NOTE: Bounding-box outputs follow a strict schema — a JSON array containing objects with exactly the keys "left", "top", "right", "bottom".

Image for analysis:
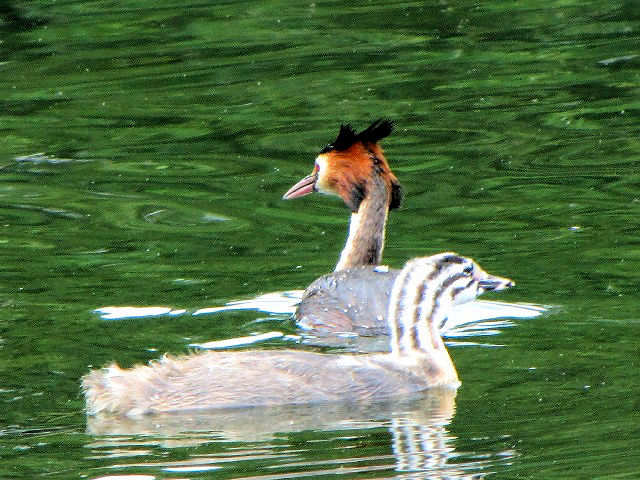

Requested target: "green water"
[{"left": 1, "top": 0, "right": 640, "bottom": 478}]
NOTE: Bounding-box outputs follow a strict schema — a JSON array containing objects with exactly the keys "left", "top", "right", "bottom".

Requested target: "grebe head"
[
  {"left": 283, "top": 119, "right": 403, "bottom": 213},
  {"left": 388, "top": 253, "right": 514, "bottom": 356},
  {"left": 430, "top": 253, "right": 515, "bottom": 305}
]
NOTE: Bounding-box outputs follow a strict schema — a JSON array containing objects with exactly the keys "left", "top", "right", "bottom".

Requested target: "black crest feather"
[
  {"left": 321, "top": 119, "right": 394, "bottom": 153},
  {"left": 358, "top": 118, "right": 394, "bottom": 144}
]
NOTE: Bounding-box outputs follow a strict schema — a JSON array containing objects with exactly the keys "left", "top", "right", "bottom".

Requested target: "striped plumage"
[
  {"left": 82, "top": 253, "right": 512, "bottom": 417},
  {"left": 387, "top": 254, "right": 513, "bottom": 356}
]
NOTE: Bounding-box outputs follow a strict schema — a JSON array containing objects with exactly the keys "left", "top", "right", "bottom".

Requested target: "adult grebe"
[
  {"left": 283, "top": 119, "right": 408, "bottom": 332},
  {"left": 82, "top": 253, "right": 513, "bottom": 416}
]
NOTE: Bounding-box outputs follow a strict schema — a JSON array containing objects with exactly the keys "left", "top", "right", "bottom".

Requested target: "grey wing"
[{"left": 295, "top": 266, "right": 399, "bottom": 335}]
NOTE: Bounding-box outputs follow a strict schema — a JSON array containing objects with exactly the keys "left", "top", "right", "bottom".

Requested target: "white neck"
[{"left": 335, "top": 175, "right": 389, "bottom": 271}]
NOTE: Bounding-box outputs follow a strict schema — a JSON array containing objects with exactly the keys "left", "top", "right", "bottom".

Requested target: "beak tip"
[
  {"left": 282, "top": 173, "right": 317, "bottom": 201},
  {"left": 479, "top": 276, "right": 514, "bottom": 292}
]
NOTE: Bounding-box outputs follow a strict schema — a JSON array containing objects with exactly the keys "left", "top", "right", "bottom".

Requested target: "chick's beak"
[
  {"left": 282, "top": 173, "right": 317, "bottom": 200},
  {"left": 478, "top": 274, "right": 515, "bottom": 292}
]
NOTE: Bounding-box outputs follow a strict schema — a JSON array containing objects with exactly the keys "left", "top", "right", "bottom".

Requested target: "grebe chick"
[
  {"left": 82, "top": 253, "right": 513, "bottom": 416},
  {"left": 283, "top": 119, "right": 403, "bottom": 271}
]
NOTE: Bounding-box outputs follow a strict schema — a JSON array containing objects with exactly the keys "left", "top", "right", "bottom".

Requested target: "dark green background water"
[{"left": 1, "top": 0, "right": 639, "bottom": 478}]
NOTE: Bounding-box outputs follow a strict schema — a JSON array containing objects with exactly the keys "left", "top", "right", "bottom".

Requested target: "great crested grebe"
[
  {"left": 82, "top": 253, "right": 513, "bottom": 416},
  {"left": 283, "top": 119, "right": 405, "bottom": 332},
  {"left": 283, "top": 119, "right": 403, "bottom": 271}
]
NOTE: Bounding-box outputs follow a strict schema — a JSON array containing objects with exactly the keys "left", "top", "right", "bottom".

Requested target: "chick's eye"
[{"left": 463, "top": 264, "right": 474, "bottom": 275}]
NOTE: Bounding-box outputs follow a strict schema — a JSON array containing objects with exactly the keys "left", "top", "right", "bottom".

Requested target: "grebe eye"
[{"left": 463, "top": 264, "right": 474, "bottom": 275}]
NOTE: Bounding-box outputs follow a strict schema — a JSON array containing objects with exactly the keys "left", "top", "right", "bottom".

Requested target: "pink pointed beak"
[{"left": 282, "top": 173, "right": 318, "bottom": 200}]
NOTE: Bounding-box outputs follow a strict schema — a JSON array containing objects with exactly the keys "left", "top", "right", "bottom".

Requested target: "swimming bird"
[
  {"left": 283, "top": 119, "right": 407, "bottom": 332},
  {"left": 82, "top": 253, "right": 513, "bottom": 416}
]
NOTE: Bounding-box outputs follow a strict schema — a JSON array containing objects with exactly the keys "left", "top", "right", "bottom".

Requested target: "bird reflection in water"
[{"left": 86, "top": 390, "right": 508, "bottom": 478}]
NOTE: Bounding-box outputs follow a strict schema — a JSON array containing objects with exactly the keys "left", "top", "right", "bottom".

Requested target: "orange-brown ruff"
[
  {"left": 283, "top": 119, "right": 402, "bottom": 270},
  {"left": 318, "top": 141, "right": 399, "bottom": 214},
  {"left": 82, "top": 253, "right": 513, "bottom": 417}
]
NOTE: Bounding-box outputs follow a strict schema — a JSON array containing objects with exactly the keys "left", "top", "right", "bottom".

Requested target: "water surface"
[{"left": 1, "top": 0, "right": 639, "bottom": 478}]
